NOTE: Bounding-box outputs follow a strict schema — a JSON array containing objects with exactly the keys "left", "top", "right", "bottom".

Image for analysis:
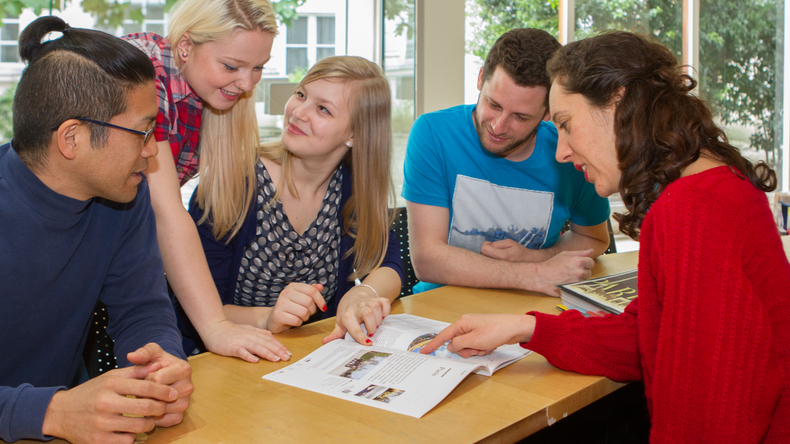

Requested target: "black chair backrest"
[
  {"left": 561, "top": 218, "right": 617, "bottom": 254},
  {"left": 393, "top": 207, "right": 419, "bottom": 297},
  {"left": 82, "top": 301, "right": 118, "bottom": 379},
  {"left": 604, "top": 219, "right": 617, "bottom": 254}
]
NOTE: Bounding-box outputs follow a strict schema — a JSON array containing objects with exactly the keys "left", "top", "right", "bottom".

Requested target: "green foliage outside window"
[
  {"left": 1, "top": 0, "right": 49, "bottom": 19},
  {"left": 288, "top": 65, "right": 307, "bottom": 83},
  {"left": 0, "top": 84, "right": 14, "bottom": 144},
  {"left": 697, "top": 0, "right": 780, "bottom": 167},
  {"left": 385, "top": 0, "right": 415, "bottom": 39},
  {"left": 467, "top": 0, "right": 559, "bottom": 59}
]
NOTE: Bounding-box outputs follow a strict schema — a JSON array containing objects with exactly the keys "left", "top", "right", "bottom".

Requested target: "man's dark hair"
[
  {"left": 481, "top": 28, "right": 561, "bottom": 100},
  {"left": 13, "top": 16, "right": 155, "bottom": 170}
]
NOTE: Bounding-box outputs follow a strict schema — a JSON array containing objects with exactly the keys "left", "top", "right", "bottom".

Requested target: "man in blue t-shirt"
[
  {"left": 402, "top": 28, "right": 611, "bottom": 295},
  {"left": 0, "top": 18, "right": 192, "bottom": 443}
]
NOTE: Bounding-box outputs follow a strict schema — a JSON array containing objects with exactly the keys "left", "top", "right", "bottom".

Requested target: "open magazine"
[{"left": 262, "top": 313, "right": 531, "bottom": 418}]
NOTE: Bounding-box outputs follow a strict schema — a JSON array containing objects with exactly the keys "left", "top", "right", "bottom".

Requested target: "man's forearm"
[
  {"left": 223, "top": 304, "right": 273, "bottom": 330},
  {"left": 521, "top": 230, "right": 609, "bottom": 262},
  {"left": 157, "top": 211, "right": 228, "bottom": 336},
  {"left": 412, "top": 242, "right": 541, "bottom": 290}
]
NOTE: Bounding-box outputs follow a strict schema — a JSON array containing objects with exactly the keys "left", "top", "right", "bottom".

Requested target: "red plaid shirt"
[{"left": 123, "top": 33, "right": 202, "bottom": 186}]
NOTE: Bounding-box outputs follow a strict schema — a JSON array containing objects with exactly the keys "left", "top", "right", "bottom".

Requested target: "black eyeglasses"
[{"left": 51, "top": 117, "right": 155, "bottom": 144}]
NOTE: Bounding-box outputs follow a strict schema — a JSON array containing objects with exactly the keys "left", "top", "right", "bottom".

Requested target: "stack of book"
[{"left": 557, "top": 269, "right": 638, "bottom": 317}]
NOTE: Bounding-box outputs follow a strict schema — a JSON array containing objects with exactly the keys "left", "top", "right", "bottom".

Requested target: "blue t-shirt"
[{"left": 402, "top": 104, "right": 610, "bottom": 293}]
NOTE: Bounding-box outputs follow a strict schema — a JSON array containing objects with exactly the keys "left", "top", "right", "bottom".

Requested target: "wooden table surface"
[
  {"left": 9, "top": 238, "right": 790, "bottom": 443},
  {"left": 17, "top": 253, "right": 640, "bottom": 444}
]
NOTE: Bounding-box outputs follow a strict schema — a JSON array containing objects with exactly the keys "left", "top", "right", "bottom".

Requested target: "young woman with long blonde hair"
[
  {"left": 185, "top": 56, "right": 404, "bottom": 347},
  {"left": 124, "top": 0, "right": 291, "bottom": 361}
]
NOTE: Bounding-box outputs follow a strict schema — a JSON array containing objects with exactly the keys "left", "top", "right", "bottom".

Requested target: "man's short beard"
[{"left": 473, "top": 107, "right": 540, "bottom": 158}]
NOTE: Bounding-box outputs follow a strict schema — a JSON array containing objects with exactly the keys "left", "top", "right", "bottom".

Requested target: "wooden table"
[{"left": 15, "top": 252, "right": 638, "bottom": 444}]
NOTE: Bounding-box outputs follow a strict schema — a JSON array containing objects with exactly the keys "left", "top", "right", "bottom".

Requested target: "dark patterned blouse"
[{"left": 234, "top": 160, "right": 343, "bottom": 306}]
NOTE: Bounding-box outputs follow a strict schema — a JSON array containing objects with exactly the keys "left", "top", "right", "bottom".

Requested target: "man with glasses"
[
  {"left": 402, "top": 28, "right": 611, "bottom": 296},
  {"left": 0, "top": 17, "right": 191, "bottom": 443}
]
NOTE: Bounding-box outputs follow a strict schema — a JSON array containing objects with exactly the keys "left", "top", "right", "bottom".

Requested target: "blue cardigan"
[{"left": 177, "top": 166, "right": 405, "bottom": 353}]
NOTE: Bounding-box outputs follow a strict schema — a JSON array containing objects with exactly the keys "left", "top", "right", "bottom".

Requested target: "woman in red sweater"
[{"left": 422, "top": 31, "right": 790, "bottom": 443}]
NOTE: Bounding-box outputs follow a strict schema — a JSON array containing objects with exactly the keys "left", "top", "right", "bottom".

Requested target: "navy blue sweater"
[{"left": 0, "top": 142, "right": 185, "bottom": 442}]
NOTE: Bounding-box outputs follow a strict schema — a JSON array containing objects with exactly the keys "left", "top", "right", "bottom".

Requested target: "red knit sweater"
[{"left": 525, "top": 166, "right": 790, "bottom": 443}]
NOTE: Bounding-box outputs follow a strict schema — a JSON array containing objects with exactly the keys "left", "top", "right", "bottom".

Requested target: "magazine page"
[
  {"left": 356, "top": 314, "right": 531, "bottom": 376},
  {"left": 262, "top": 339, "right": 485, "bottom": 418}
]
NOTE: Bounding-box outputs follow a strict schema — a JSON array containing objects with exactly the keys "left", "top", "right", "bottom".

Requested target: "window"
[
  {"left": 384, "top": 1, "right": 415, "bottom": 207},
  {"left": 574, "top": 0, "right": 682, "bottom": 55},
  {"left": 285, "top": 15, "right": 337, "bottom": 77},
  {"left": 698, "top": 1, "right": 782, "bottom": 186},
  {"left": 112, "top": 0, "right": 167, "bottom": 36},
  {"left": 316, "top": 16, "right": 336, "bottom": 60},
  {"left": 286, "top": 16, "right": 308, "bottom": 75},
  {"left": 0, "top": 16, "right": 20, "bottom": 63}
]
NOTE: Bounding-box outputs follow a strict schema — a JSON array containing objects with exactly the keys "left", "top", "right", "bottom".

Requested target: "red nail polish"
[
  {"left": 322, "top": 305, "right": 327, "bottom": 311},
  {"left": 366, "top": 339, "right": 372, "bottom": 344},
  {"left": 368, "top": 333, "right": 374, "bottom": 337}
]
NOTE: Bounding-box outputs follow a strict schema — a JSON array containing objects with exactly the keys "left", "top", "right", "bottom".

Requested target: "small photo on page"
[
  {"left": 407, "top": 333, "right": 454, "bottom": 359},
  {"left": 354, "top": 384, "right": 406, "bottom": 404},
  {"left": 328, "top": 350, "right": 392, "bottom": 380}
]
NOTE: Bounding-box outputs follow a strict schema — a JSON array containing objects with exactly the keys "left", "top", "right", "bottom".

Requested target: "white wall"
[{"left": 416, "top": 0, "right": 465, "bottom": 116}]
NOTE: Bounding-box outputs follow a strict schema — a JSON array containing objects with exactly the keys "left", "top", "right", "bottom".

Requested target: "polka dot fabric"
[{"left": 234, "top": 161, "right": 342, "bottom": 306}]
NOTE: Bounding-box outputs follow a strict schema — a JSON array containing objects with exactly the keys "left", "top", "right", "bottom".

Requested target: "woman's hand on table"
[
  {"left": 420, "top": 314, "right": 536, "bottom": 358},
  {"left": 265, "top": 282, "right": 326, "bottom": 333},
  {"left": 202, "top": 320, "right": 292, "bottom": 363},
  {"left": 322, "top": 285, "right": 391, "bottom": 345}
]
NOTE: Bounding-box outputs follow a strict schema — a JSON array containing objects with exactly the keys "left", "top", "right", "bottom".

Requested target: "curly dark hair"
[
  {"left": 482, "top": 28, "right": 561, "bottom": 105},
  {"left": 547, "top": 31, "right": 776, "bottom": 240}
]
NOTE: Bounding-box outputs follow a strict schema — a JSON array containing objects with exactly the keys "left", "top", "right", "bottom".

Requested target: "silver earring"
[{"left": 346, "top": 142, "right": 352, "bottom": 147}]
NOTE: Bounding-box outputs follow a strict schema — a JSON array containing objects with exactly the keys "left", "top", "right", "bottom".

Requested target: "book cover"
[{"left": 558, "top": 269, "right": 638, "bottom": 315}]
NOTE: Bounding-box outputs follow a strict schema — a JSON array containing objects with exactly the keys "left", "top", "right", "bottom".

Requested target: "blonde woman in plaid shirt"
[{"left": 124, "top": 0, "right": 290, "bottom": 362}]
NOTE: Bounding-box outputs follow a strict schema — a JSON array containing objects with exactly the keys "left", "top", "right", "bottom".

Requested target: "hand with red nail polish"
[{"left": 322, "top": 281, "right": 392, "bottom": 345}]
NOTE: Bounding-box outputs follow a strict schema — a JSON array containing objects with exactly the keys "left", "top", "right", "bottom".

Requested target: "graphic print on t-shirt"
[{"left": 449, "top": 175, "right": 553, "bottom": 253}]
